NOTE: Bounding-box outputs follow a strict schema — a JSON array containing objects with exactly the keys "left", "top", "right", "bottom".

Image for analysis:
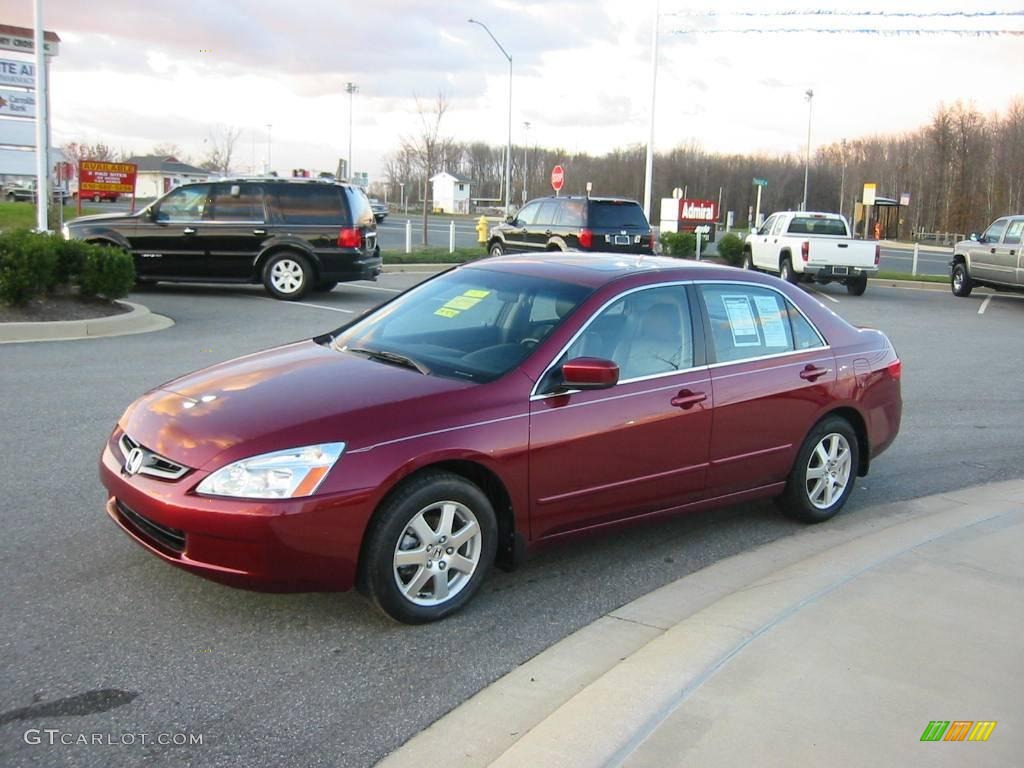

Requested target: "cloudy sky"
[{"left": 6, "top": 0, "right": 1024, "bottom": 179}]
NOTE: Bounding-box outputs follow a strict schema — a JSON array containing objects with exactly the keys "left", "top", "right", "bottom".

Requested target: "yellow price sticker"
[
  {"left": 434, "top": 307, "right": 460, "bottom": 318},
  {"left": 464, "top": 289, "right": 490, "bottom": 298}
]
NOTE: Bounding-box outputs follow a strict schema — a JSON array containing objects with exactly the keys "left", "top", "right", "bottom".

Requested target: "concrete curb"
[
  {"left": 0, "top": 300, "right": 174, "bottom": 344},
  {"left": 377, "top": 479, "right": 1024, "bottom": 768}
]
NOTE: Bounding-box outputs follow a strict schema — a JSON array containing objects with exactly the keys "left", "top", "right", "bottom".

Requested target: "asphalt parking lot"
[{"left": 2, "top": 272, "right": 1023, "bottom": 767}]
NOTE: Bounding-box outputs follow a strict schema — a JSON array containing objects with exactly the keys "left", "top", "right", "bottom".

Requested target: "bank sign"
[
  {"left": 0, "top": 58, "right": 34, "bottom": 88},
  {"left": 0, "top": 88, "right": 35, "bottom": 117}
]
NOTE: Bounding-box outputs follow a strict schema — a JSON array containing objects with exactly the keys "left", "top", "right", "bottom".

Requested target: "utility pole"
[
  {"left": 346, "top": 82, "right": 358, "bottom": 181},
  {"left": 266, "top": 123, "right": 272, "bottom": 174},
  {"left": 839, "top": 138, "right": 847, "bottom": 215},
  {"left": 801, "top": 88, "right": 814, "bottom": 212},
  {"left": 522, "top": 121, "right": 531, "bottom": 204},
  {"left": 468, "top": 19, "right": 513, "bottom": 216},
  {"left": 642, "top": 0, "right": 660, "bottom": 223}
]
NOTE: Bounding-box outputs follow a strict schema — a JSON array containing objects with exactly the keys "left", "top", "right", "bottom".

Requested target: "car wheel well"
[
  {"left": 545, "top": 242, "right": 564, "bottom": 251},
  {"left": 86, "top": 237, "right": 126, "bottom": 250},
  {"left": 952, "top": 254, "right": 967, "bottom": 266},
  {"left": 357, "top": 460, "right": 520, "bottom": 593},
  {"left": 256, "top": 246, "right": 319, "bottom": 282},
  {"left": 817, "top": 407, "right": 870, "bottom": 476}
]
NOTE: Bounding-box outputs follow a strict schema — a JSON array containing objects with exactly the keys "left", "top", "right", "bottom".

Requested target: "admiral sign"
[
  {"left": 0, "top": 57, "right": 34, "bottom": 88},
  {"left": 79, "top": 161, "right": 138, "bottom": 194},
  {"left": 680, "top": 199, "right": 718, "bottom": 222}
]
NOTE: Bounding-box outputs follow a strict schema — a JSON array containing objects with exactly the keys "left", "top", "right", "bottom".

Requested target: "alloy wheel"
[
  {"left": 805, "top": 433, "right": 852, "bottom": 510},
  {"left": 393, "top": 500, "right": 482, "bottom": 606}
]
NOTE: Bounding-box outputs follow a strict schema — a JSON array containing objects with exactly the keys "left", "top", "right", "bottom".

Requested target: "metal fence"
[{"left": 912, "top": 231, "right": 965, "bottom": 245}]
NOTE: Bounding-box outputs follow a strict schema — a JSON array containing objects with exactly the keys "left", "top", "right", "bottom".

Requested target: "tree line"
[{"left": 382, "top": 97, "right": 1023, "bottom": 237}]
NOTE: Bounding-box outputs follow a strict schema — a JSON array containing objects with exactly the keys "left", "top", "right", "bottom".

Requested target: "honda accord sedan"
[{"left": 100, "top": 253, "right": 902, "bottom": 623}]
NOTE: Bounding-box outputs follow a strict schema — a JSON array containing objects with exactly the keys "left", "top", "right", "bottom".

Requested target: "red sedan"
[{"left": 100, "top": 254, "right": 901, "bottom": 623}]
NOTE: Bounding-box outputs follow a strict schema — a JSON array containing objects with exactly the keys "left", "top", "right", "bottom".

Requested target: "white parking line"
[
  {"left": 978, "top": 295, "right": 993, "bottom": 315},
  {"left": 809, "top": 288, "right": 840, "bottom": 304},
  {"left": 345, "top": 283, "right": 403, "bottom": 293},
  {"left": 260, "top": 299, "right": 353, "bottom": 313}
]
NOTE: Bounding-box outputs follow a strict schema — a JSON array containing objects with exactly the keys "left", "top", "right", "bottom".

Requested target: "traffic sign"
[
  {"left": 863, "top": 183, "right": 876, "bottom": 206},
  {"left": 753, "top": 177, "right": 768, "bottom": 187},
  {"left": 672, "top": 187, "right": 683, "bottom": 199},
  {"left": 550, "top": 165, "right": 564, "bottom": 192},
  {"left": 899, "top": 192, "right": 911, "bottom": 206}
]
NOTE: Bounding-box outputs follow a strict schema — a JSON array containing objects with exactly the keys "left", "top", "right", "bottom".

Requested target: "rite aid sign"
[{"left": 0, "top": 58, "right": 34, "bottom": 88}]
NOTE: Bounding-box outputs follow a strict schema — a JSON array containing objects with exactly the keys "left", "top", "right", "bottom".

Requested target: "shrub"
[
  {"left": 0, "top": 230, "right": 58, "bottom": 306},
  {"left": 53, "top": 237, "right": 93, "bottom": 286},
  {"left": 716, "top": 233, "right": 745, "bottom": 266},
  {"left": 78, "top": 245, "right": 135, "bottom": 299},
  {"left": 660, "top": 231, "right": 696, "bottom": 258}
]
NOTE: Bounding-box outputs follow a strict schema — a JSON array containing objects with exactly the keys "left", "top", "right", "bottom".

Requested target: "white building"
[
  {"left": 125, "top": 155, "right": 211, "bottom": 198},
  {"left": 429, "top": 171, "right": 471, "bottom": 214}
]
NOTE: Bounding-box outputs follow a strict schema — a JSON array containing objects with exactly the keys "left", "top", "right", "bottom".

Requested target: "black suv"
[
  {"left": 487, "top": 195, "right": 653, "bottom": 256},
  {"left": 62, "top": 178, "right": 382, "bottom": 300}
]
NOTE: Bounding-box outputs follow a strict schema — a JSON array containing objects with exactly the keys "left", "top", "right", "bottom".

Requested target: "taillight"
[
  {"left": 874, "top": 244, "right": 881, "bottom": 265},
  {"left": 338, "top": 227, "right": 363, "bottom": 248},
  {"left": 578, "top": 228, "right": 593, "bottom": 249},
  {"left": 801, "top": 241, "right": 809, "bottom": 261},
  {"left": 887, "top": 359, "right": 902, "bottom": 380}
]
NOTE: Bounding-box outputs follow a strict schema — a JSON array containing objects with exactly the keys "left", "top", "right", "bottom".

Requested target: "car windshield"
[
  {"left": 588, "top": 201, "right": 649, "bottom": 229},
  {"left": 329, "top": 268, "right": 593, "bottom": 383}
]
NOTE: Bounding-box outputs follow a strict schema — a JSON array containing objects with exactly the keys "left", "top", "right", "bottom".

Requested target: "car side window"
[
  {"left": 699, "top": 284, "right": 820, "bottom": 363},
  {"left": 1003, "top": 219, "right": 1023, "bottom": 246},
  {"left": 563, "top": 286, "right": 694, "bottom": 381},
  {"left": 210, "top": 184, "right": 264, "bottom": 222},
  {"left": 770, "top": 216, "right": 786, "bottom": 236},
  {"left": 554, "top": 200, "right": 585, "bottom": 227},
  {"left": 155, "top": 185, "right": 210, "bottom": 222},
  {"left": 516, "top": 203, "right": 539, "bottom": 226},
  {"left": 535, "top": 201, "right": 559, "bottom": 227},
  {"left": 758, "top": 216, "right": 775, "bottom": 236},
  {"left": 982, "top": 218, "right": 1009, "bottom": 244},
  {"left": 275, "top": 186, "right": 346, "bottom": 225}
]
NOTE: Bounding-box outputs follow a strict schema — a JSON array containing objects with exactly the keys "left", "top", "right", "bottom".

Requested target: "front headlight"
[{"left": 195, "top": 443, "right": 345, "bottom": 499}]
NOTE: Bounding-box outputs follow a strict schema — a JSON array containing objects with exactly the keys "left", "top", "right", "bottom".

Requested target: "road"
[{"left": 2, "top": 274, "right": 1022, "bottom": 767}]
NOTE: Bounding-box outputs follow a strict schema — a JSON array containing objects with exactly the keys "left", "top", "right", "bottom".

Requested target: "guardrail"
[{"left": 913, "top": 231, "right": 965, "bottom": 245}]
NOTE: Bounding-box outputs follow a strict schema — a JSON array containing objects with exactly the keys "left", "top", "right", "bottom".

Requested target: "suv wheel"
[
  {"left": 951, "top": 262, "right": 973, "bottom": 297},
  {"left": 488, "top": 241, "right": 504, "bottom": 257},
  {"left": 263, "top": 252, "right": 313, "bottom": 301}
]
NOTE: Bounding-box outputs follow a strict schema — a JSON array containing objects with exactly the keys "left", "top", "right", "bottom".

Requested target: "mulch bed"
[{"left": 0, "top": 289, "right": 130, "bottom": 323}]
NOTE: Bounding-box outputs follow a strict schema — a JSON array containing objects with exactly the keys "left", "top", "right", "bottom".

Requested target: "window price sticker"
[{"left": 434, "top": 289, "right": 491, "bottom": 319}]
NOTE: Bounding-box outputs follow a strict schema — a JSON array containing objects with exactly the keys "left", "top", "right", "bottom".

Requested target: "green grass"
[
  {"left": 874, "top": 270, "right": 947, "bottom": 283},
  {"left": 0, "top": 202, "right": 101, "bottom": 231},
  {"left": 383, "top": 247, "right": 485, "bottom": 264}
]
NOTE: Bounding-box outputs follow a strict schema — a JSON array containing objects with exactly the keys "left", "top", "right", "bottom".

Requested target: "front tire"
[
  {"left": 263, "top": 252, "right": 313, "bottom": 301},
  {"left": 741, "top": 251, "right": 756, "bottom": 271},
  {"left": 362, "top": 471, "right": 497, "bottom": 624},
  {"left": 776, "top": 416, "right": 859, "bottom": 523},
  {"left": 846, "top": 273, "right": 868, "bottom": 296},
  {"left": 951, "top": 262, "right": 973, "bottom": 297},
  {"left": 488, "top": 240, "right": 504, "bottom": 257},
  {"left": 780, "top": 257, "right": 798, "bottom": 284}
]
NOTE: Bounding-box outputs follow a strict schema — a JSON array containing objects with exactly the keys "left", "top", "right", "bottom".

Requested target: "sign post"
[
  {"left": 550, "top": 164, "right": 564, "bottom": 195},
  {"left": 78, "top": 160, "right": 137, "bottom": 216},
  {"left": 863, "top": 183, "right": 876, "bottom": 240},
  {"left": 753, "top": 177, "right": 768, "bottom": 231}
]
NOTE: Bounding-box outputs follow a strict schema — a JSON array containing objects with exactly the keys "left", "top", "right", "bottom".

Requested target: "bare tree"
[
  {"left": 150, "top": 143, "right": 185, "bottom": 160},
  {"left": 63, "top": 141, "right": 118, "bottom": 164},
  {"left": 199, "top": 126, "right": 242, "bottom": 176},
  {"left": 400, "top": 93, "right": 453, "bottom": 245}
]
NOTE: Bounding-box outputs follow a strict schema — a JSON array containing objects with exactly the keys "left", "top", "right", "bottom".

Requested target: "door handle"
[
  {"left": 182, "top": 227, "right": 196, "bottom": 235},
  {"left": 253, "top": 229, "right": 266, "bottom": 235},
  {"left": 799, "top": 365, "right": 831, "bottom": 381},
  {"left": 991, "top": 248, "right": 996, "bottom": 254},
  {"left": 670, "top": 390, "right": 707, "bottom": 410}
]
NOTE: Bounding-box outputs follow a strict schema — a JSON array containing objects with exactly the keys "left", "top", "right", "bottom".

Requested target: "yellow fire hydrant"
[{"left": 476, "top": 215, "right": 490, "bottom": 245}]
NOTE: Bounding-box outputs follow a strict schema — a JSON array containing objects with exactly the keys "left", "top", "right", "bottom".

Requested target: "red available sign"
[{"left": 79, "top": 161, "right": 137, "bottom": 194}]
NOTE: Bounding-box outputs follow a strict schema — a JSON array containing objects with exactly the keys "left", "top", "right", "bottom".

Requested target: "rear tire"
[
  {"left": 951, "top": 262, "right": 973, "bottom": 297},
  {"left": 362, "top": 471, "right": 497, "bottom": 624},
  {"left": 780, "top": 257, "right": 798, "bottom": 284},
  {"left": 776, "top": 416, "right": 859, "bottom": 523},
  {"left": 263, "top": 252, "right": 313, "bottom": 301},
  {"left": 741, "top": 251, "right": 756, "bottom": 271},
  {"left": 313, "top": 280, "right": 338, "bottom": 293},
  {"left": 846, "top": 273, "right": 868, "bottom": 296}
]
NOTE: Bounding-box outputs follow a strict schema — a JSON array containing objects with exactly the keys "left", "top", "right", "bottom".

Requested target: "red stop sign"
[{"left": 550, "top": 165, "right": 564, "bottom": 192}]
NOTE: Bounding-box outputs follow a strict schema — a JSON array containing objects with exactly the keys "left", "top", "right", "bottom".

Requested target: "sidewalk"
[{"left": 379, "top": 479, "right": 1024, "bottom": 767}]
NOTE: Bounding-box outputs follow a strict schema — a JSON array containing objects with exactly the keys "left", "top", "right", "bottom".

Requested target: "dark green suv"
[
  {"left": 487, "top": 195, "right": 653, "bottom": 256},
  {"left": 62, "top": 178, "right": 382, "bottom": 300}
]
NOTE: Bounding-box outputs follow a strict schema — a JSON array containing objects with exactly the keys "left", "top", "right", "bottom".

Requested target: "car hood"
[
  {"left": 68, "top": 212, "right": 139, "bottom": 226},
  {"left": 119, "top": 340, "right": 474, "bottom": 470}
]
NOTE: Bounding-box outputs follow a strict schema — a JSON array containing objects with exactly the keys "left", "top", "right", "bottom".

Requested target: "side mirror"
[
  {"left": 145, "top": 207, "right": 158, "bottom": 221},
  {"left": 505, "top": 215, "right": 515, "bottom": 225},
  {"left": 969, "top": 232, "right": 979, "bottom": 242},
  {"left": 561, "top": 357, "right": 619, "bottom": 390}
]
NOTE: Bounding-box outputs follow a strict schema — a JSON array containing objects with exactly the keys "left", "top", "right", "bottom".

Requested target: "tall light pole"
[
  {"left": 266, "top": 123, "right": 272, "bottom": 174},
  {"left": 643, "top": 0, "right": 660, "bottom": 224},
  {"left": 801, "top": 88, "right": 813, "bottom": 211},
  {"left": 839, "top": 138, "right": 847, "bottom": 216},
  {"left": 345, "top": 82, "right": 358, "bottom": 181},
  {"left": 522, "top": 121, "right": 530, "bottom": 204},
  {"left": 468, "top": 18, "right": 512, "bottom": 216}
]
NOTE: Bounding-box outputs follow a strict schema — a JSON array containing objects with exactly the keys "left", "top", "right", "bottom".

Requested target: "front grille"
[
  {"left": 115, "top": 499, "right": 186, "bottom": 554},
  {"left": 118, "top": 433, "right": 190, "bottom": 480}
]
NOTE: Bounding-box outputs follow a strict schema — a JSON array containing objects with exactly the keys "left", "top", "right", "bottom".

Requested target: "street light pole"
[
  {"left": 839, "top": 138, "right": 847, "bottom": 216},
  {"left": 468, "top": 18, "right": 512, "bottom": 216},
  {"left": 801, "top": 88, "right": 813, "bottom": 212},
  {"left": 266, "top": 123, "right": 272, "bottom": 174},
  {"left": 643, "top": 0, "right": 660, "bottom": 224},
  {"left": 522, "top": 121, "right": 530, "bottom": 204},
  {"left": 345, "top": 82, "right": 358, "bottom": 181}
]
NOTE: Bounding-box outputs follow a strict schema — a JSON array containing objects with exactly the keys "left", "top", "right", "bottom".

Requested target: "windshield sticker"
[
  {"left": 434, "top": 289, "right": 492, "bottom": 318},
  {"left": 753, "top": 295, "right": 789, "bottom": 347},
  {"left": 721, "top": 295, "right": 761, "bottom": 347}
]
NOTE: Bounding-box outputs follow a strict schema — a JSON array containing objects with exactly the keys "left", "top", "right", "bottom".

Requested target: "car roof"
[
  {"left": 530, "top": 195, "right": 641, "bottom": 204},
  {"left": 464, "top": 252, "right": 738, "bottom": 288}
]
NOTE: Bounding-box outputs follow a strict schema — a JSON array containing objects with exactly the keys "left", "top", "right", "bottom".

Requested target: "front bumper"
[{"left": 100, "top": 442, "right": 371, "bottom": 592}]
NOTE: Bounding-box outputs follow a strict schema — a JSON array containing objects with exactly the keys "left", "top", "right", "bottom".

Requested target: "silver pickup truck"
[{"left": 950, "top": 215, "right": 1024, "bottom": 297}]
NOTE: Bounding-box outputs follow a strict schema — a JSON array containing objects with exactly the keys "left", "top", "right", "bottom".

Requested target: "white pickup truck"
[{"left": 742, "top": 211, "right": 879, "bottom": 295}]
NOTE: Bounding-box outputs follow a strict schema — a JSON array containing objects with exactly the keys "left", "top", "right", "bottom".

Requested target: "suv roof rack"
[{"left": 212, "top": 175, "right": 348, "bottom": 185}]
